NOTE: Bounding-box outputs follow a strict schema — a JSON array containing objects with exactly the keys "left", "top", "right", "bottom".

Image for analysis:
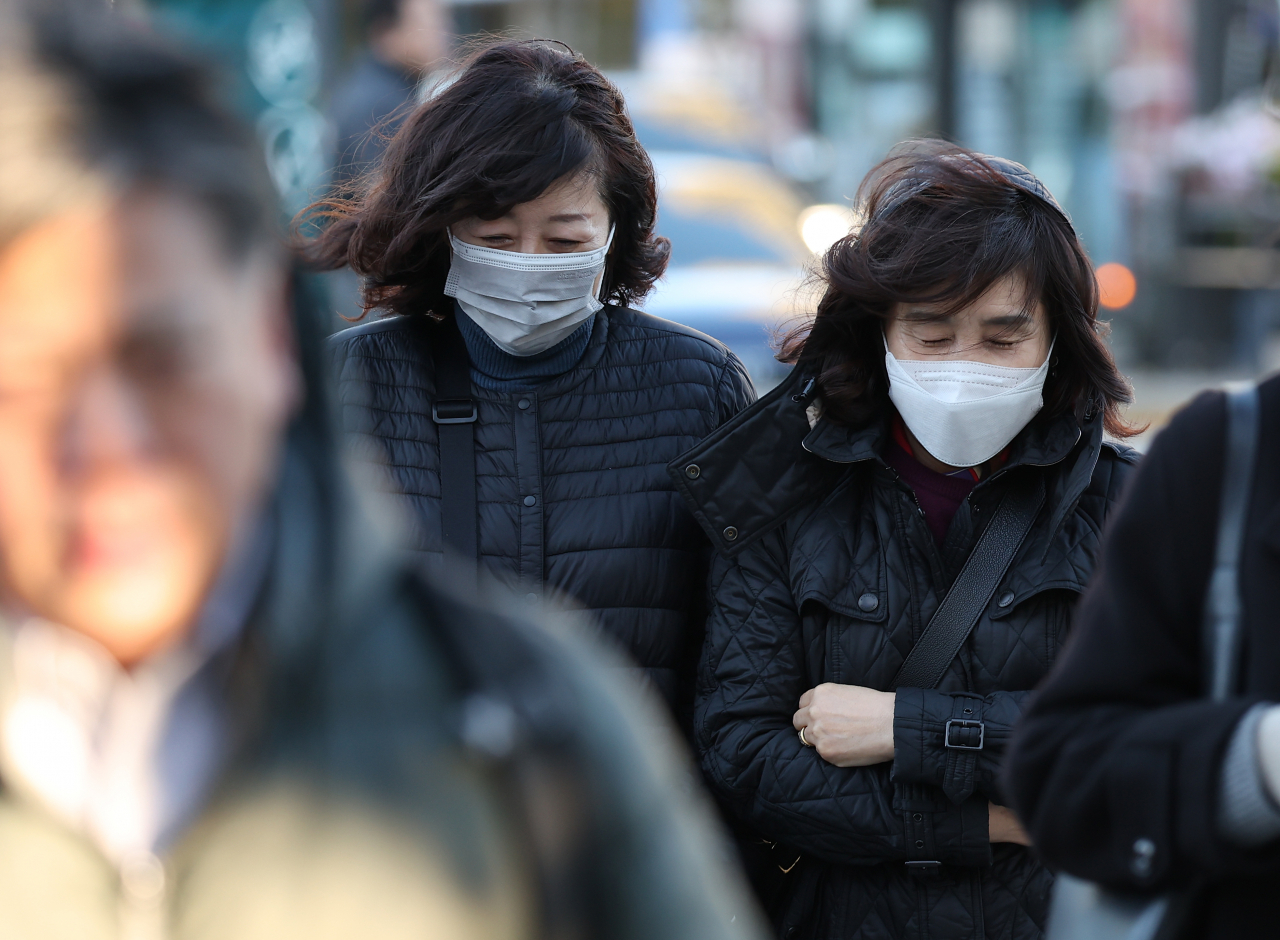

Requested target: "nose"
[{"left": 60, "top": 366, "right": 157, "bottom": 479}]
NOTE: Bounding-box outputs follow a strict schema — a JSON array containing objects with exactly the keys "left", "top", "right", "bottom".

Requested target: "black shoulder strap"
[
  {"left": 429, "top": 316, "right": 479, "bottom": 571},
  {"left": 893, "top": 474, "right": 1046, "bottom": 690},
  {"left": 1206, "top": 385, "right": 1259, "bottom": 701}
]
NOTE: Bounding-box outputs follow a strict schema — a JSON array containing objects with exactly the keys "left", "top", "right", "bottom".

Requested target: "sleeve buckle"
[{"left": 944, "top": 718, "right": 985, "bottom": 750}]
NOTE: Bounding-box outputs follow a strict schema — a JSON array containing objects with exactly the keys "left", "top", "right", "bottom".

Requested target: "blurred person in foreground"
[
  {"left": 1004, "top": 390, "right": 1280, "bottom": 929},
  {"left": 329, "top": 0, "right": 448, "bottom": 189},
  {"left": 672, "top": 143, "right": 1140, "bottom": 939},
  {"left": 0, "top": 5, "right": 764, "bottom": 939},
  {"left": 308, "top": 40, "right": 756, "bottom": 729}
]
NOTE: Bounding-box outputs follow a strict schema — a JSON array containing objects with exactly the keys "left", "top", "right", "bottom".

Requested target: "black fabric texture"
[
  {"left": 1004, "top": 375, "right": 1280, "bottom": 940},
  {"left": 330, "top": 305, "right": 757, "bottom": 714},
  {"left": 672, "top": 370, "right": 1137, "bottom": 940}
]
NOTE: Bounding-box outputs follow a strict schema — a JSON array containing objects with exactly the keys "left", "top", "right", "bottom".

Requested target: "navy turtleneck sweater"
[{"left": 454, "top": 304, "right": 595, "bottom": 390}]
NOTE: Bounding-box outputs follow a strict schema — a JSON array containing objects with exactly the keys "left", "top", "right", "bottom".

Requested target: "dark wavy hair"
[
  {"left": 780, "top": 140, "right": 1139, "bottom": 439},
  {"left": 299, "top": 39, "right": 669, "bottom": 319}
]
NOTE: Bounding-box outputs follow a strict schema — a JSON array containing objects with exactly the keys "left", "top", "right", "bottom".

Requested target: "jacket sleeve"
[
  {"left": 1004, "top": 390, "right": 1278, "bottom": 890},
  {"left": 696, "top": 534, "right": 992, "bottom": 869},
  {"left": 713, "top": 352, "right": 758, "bottom": 426},
  {"left": 893, "top": 688, "right": 1030, "bottom": 805}
]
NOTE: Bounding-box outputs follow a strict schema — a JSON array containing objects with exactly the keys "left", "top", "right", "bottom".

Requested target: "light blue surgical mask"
[{"left": 444, "top": 228, "right": 614, "bottom": 356}]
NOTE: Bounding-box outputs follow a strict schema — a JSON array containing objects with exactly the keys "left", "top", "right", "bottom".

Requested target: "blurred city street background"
[{"left": 143, "top": 0, "right": 1280, "bottom": 445}]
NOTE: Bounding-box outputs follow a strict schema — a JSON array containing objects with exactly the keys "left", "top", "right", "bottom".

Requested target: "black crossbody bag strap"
[
  {"left": 429, "top": 317, "right": 479, "bottom": 568},
  {"left": 893, "top": 474, "right": 1046, "bottom": 690},
  {"left": 1206, "top": 384, "right": 1259, "bottom": 701}
]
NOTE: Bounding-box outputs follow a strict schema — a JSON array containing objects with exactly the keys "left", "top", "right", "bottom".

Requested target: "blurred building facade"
[{"left": 142, "top": 0, "right": 1280, "bottom": 376}]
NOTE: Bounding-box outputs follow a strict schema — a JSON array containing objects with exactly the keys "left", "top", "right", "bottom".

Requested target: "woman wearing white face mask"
[
  {"left": 672, "top": 142, "right": 1141, "bottom": 940},
  {"left": 305, "top": 40, "right": 755, "bottom": 723}
]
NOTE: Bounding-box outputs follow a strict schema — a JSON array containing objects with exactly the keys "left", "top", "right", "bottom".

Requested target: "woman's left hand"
[{"left": 793, "top": 684, "right": 896, "bottom": 767}]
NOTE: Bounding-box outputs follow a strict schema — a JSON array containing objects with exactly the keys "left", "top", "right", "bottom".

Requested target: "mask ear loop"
[{"left": 593, "top": 225, "right": 617, "bottom": 304}]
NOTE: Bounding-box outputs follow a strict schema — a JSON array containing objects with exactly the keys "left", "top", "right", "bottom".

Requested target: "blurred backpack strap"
[
  {"left": 893, "top": 473, "right": 1045, "bottom": 690},
  {"left": 1206, "top": 384, "right": 1260, "bottom": 701},
  {"left": 430, "top": 316, "right": 479, "bottom": 569}
]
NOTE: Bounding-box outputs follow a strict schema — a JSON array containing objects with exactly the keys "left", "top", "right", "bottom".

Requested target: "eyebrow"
[
  {"left": 547, "top": 213, "right": 590, "bottom": 223},
  {"left": 898, "top": 310, "right": 1032, "bottom": 327},
  {"left": 982, "top": 314, "right": 1032, "bottom": 327}
]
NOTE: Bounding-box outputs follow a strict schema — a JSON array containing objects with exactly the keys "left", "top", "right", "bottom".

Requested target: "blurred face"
[
  {"left": 0, "top": 191, "right": 297, "bottom": 664},
  {"left": 374, "top": 0, "right": 448, "bottom": 72},
  {"left": 885, "top": 273, "right": 1050, "bottom": 368}
]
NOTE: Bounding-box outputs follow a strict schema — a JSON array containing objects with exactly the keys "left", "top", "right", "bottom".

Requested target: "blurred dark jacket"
[
  {"left": 0, "top": 281, "right": 765, "bottom": 940},
  {"left": 1005, "top": 377, "right": 1280, "bottom": 940},
  {"left": 329, "top": 53, "right": 417, "bottom": 187},
  {"left": 329, "top": 307, "right": 756, "bottom": 717},
  {"left": 675, "top": 370, "right": 1136, "bottom": 940}
]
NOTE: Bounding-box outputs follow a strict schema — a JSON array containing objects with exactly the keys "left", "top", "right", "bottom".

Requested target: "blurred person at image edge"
[
  {"left": 306, "top": 40, "right": 756, "bottom": 730},
  {"left": 0, "top": 4, "right": 765, "bottom": 938},
  {"left": 1004, "top": 333, "right": 1280, "bottom": 927},
  {"left": 329, "top": 0, "right": 448, "bottom": 189},
  {"left": 672, "top": 142, "right": 1140, "bottom": 939}
]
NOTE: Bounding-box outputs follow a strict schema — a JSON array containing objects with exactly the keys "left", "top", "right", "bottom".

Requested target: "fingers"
[
  {"left": 797, "top": 688, "right": 814, "bottom": 708},
  {"left": 792, "top": 706, "right": 810, "bottom": 731}
]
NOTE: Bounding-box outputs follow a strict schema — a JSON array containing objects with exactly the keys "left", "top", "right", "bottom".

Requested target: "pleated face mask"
[
  {"left": 884, "top": 338, "right": 1052, "bottom": 468},
  {"left": 444, "top": 227, "right": 614, "bottom": 357}
]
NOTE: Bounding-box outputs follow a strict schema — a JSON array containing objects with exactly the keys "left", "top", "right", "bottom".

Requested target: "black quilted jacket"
[
  {"left": 329, "top": 306, "right": 756, "bottom": 711},
  {"left": 669, "top": 371, "right": 1137, "bottom": 940}
]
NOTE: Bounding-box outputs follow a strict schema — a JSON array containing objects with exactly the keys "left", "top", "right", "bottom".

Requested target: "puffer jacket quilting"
[
  {"left": 670, "top": 371, "right": 1137, "bottom": 940},
  {"left": 330, "top": 306, "right": 756, "bottom": 708}
]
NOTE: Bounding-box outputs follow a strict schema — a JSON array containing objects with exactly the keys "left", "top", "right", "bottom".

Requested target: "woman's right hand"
[{"left": 989, "top": 804, "right": 1032, "bottom": 845}]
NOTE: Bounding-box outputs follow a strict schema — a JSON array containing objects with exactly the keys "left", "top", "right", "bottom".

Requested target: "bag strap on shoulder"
[
  {"left": 429, "top": 316, "right": 480, "bottom": 571},
  {"left": 1206, "top": 385, "right": 1259, "bottom": 701},
  {"left": 893, "top": 473, "right": 1046, "bottom": 690}
]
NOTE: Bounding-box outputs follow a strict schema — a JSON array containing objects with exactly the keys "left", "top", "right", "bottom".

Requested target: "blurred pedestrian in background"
[
  {"left": 328, "top": 0, "right": 447, "bottom": 190},
  {"left": 672, "top": 142, "right": 1140, "bottom": 939},
  {"left": 1005, "top": 380, "right": 1280, "bottom": 937},
  {"left": 307, "top": 40, "right": 756, "bottom": 727},
  {"left": 0, "top": 4, "right": 765, "bottom": 938}
]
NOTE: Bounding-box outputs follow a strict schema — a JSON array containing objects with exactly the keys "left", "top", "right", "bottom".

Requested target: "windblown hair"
[
  {"left": 780, "top": 140, "right": 1138, "bottom": 439},
  {"left": 0, "top": 0, "right": 276, "bottom": 258},
  {"left": 299, "top": 39, "right": 669, "bottom": 319}
]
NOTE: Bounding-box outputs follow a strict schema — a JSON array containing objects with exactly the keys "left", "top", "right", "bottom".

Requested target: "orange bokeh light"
[{"left": 1096, "top": 262, "right": 1137, "bottom": 309}]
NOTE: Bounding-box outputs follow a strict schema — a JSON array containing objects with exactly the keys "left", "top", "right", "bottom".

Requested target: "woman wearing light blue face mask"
[
  {"left": 304, "top": 40, "right": 756, "bottom": 723},
  {"left": 672, "top": 142, "right": 1142, "bottom": 939}
]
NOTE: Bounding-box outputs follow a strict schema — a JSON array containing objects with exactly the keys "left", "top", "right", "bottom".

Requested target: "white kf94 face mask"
[
  {"left": 884, "top": 338, "right": 1053, "bottom": 468},
  {"left": 444, "top": 227, "right": 614, "bottom": 357}
]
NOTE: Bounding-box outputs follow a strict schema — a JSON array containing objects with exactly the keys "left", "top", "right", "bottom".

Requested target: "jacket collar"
[
  {"left": 801, "top": 399, "right": 1084, "bottom": 474},
  {"left": 669, "top": 368, "right": 1103, "bottom": 557}
]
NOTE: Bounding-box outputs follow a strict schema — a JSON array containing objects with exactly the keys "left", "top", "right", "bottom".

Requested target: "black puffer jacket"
[
  {"left": 330, "top": 306, "right": 756, "bottom": 709},
  {"left": 670, "top": 371, "right": 1137, "bottom": 940}
]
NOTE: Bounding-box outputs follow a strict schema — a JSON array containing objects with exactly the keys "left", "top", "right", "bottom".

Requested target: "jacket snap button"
[
  {"left": 1130, "top": 838, "right": 1156, "bottom": 877},
  {"left": 915, "top": 840, "right": 925, "bottom": 849},
  {"left": 998, "top": 591, "right": 1015, "bottom": 608},
  {"left": 913, "top": 813, "right": 923, "bottom": 822},
  {"left": 723, "top": 526, "right": 739, "bottom": 541},
  {"left": 685, "top": 464, "right": 701, "bottom": 479},
  {"left": 858, "top": 593, "right": 879, "bottom": 612},
  {"left": 524, "top": 495, "right": 536, "bottom": 507},
  {"left": 516, "top": 398, "right": 530, "bottom": 410}
]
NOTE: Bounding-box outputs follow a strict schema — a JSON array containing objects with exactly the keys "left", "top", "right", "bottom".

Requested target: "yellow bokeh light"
[{"left": 797, "top": 204, "right": 857, "bottom": 255}]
